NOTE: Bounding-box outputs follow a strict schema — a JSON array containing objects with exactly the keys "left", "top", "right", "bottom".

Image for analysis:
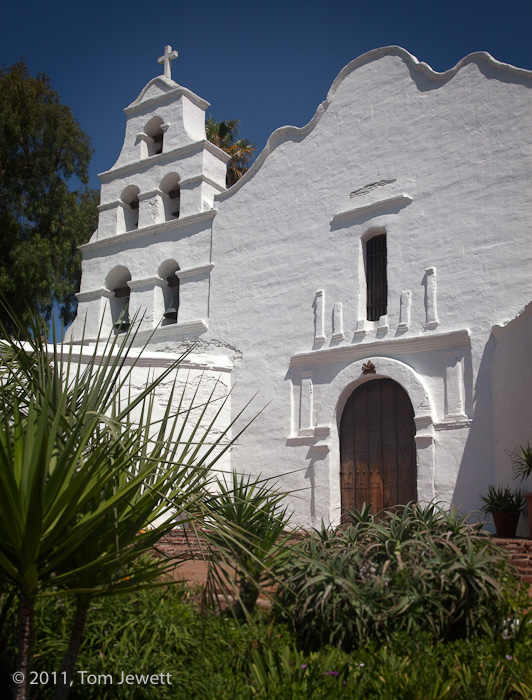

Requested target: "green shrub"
[
  {"left": 246, "top": 630, "right": 532, "bottom": 699},
  {"left": 5, "top": 585, "right": 294, "bottom": 699},
  {"left": 3, "top": 582, "right": 531, "bottom": 699},
  {"left": 272, "top": 503, "right": 519, "bottom": 651}
]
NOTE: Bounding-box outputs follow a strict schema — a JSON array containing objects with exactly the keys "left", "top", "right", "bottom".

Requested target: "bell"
[
  {"left": 114, "top": 299, "right": 130, "bottom": 331},
  {"left": 163, "top": 290, "right": 180, "bottom": 321}
]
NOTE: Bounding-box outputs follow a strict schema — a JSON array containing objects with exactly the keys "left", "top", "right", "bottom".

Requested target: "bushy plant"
[
  {"left": 4, "top": 585, "right": 296, "bottom": 700},
  {"left": 272, "top": 503, "right": 519, "bottom": 651},
  {"left": 247, "top": 629, "right": 532, "bottom": 700},
  {"left": 3, "top": 582, "right": 531, "bottom": 700},
  {"left": 479, "top": 485, "right": 526, "bottom": 515}
]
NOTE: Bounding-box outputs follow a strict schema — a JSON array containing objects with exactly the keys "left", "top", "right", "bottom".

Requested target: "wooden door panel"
[{"left": 340, "top": 378, "right": 416, "bottom": 519}]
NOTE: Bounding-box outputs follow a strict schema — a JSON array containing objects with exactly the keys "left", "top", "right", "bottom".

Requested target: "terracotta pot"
[
  {"left": 492, "top": 511, "right": 521, "bottom": 538},
  {"left": 524, "top": 493, "right": 532, "bottom": 539}
]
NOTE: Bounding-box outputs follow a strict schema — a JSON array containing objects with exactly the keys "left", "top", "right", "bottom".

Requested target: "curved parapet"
[{"left": 216, "top": 46, "right": 532, "bottom": 201}]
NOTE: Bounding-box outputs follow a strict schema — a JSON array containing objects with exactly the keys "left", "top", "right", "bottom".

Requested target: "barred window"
[{"left": 366, "top": 233, "right": 387, "bottom": 321}]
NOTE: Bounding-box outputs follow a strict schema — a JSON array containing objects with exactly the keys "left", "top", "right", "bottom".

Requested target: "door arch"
[{"left": 340, "top": 378, "right": 416, "bottom": 517}]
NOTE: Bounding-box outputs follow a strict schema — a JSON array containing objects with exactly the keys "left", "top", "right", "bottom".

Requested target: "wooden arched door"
[{"left": 340, "top": 378, "right": 416, "bottom": 517}]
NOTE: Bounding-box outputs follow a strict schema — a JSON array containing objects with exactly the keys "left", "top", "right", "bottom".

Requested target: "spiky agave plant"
[{"left": 273, "top": 503, "right": 517, "bottom": 651}]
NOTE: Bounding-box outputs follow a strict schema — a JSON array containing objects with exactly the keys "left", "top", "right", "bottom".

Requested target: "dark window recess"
[
  {"left": 114, "top": 285, "right": 130, "bottom": 299},
  {"left": 366, "top": 234, "right": 387, "bottom": 321},
  {"left": 153, "top": 133, "right": 163, "bottom": 154},
  {"left": 168, "top": 187, "right": 180, "bottom": 218},
  {"left": 129, "top": 198, "right": 139, "bottom": 229}
]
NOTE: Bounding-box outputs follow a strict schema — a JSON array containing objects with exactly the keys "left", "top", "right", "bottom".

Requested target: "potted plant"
[
  {"left": 479, "top": 484, "right": 526, "bottom": 538},
  {"left": 512, "top": 442, "right": 532, "bottom": 538}
]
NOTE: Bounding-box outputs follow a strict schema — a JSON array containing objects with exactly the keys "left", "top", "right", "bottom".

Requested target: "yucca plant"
[
  {"left": 202, "top": 471, "right": 292, "bottom": 619},
  {"left": 511, "top": 442, "right": 532, "bottom": 483},
  {"left": 0, "top": 306, "right": 252, "bottom": 700}
]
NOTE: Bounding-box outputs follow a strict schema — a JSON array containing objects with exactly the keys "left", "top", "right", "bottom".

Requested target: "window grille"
[{"left": 366, "top": 233, "right": 387, "bottom": 321}]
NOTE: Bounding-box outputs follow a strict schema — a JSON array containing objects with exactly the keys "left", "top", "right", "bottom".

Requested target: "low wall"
[
  {"left": 156, "top": 530, "right": 532, "bottom": 585},
  {"left": 493, "top": 538, "right": 532, "bottom": 584},
  {"left": 155, "top": 528, "right": 209, "bottom": 560}
]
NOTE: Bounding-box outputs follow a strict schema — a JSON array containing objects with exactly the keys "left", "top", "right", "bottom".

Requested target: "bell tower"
[{"left": 69, "top": 46, "right": 229, "bottom": 342}]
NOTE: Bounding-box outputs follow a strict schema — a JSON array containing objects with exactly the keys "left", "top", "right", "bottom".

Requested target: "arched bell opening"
[
  {"left": 120, "top": 185, "right": 140, "bottom": 233},
  {"left": 158, "top": 259, "right": 180, "bottom": 325},
  {"left": 144, "top": 116, "right": 164, "bottom": 156},
  {"left": 339, "top": 377, "right": 416, "bottom": 521},
  {"left": 105, "top": 266, "right": 132, "bottom": 333},
  {"left": 160, "top": 173, "right": 181, "bottom": 221}
]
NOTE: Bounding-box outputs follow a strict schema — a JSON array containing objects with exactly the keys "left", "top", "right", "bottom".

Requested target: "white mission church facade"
[{"left": 66, "top": 46, "right": 532, "bottom": 530}]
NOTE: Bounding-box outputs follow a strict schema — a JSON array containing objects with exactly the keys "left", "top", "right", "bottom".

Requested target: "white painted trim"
[
  {"left": 58, "top": 344, "right": 232, "bottom": 372},
  {"left": 74, "top": 319, "right": 209, "bottom": 346},
  {"left": 77, "top": 265, "right": 214, "bottom": 301},
  {"left": 76, "top": 287, "right": 113, "bottom": 302},
  {"left": 330, "top": 194, "right": 413, "bottom": 224},
  {"left": 79, "top": 209, "right": 217, "bottom": 252},
  {"left": 98, "top": 200, "right": 122, "bottom": 213},
  {"left": 298, "top": 428, "right": 315, "bottom": 438},
  {"left": 125, "top": 77, "right": 210, "bottom": 113},
  {"left": 179, "top": 174, "right": 226, "bottom": 192},
  {"left": 434, "top": 419, "right": 473, "bottom": 431},
  {"left": 133, "top": 319, "right": 208, "bottom": 343},
  {"left": 99, "top": 140, "right": 229, "bottom": 182},
  {"left": 127, "top": 276, "right": 162, "bottom": 291},
  {"left": 289, "top": 329, "right": 471, "bottom": 368},
  {"left": 177, "top": 263, "right": 214, "bottom": 280},
  {"left": 287, "top": 425, "right": 331, "bottom": 444},
  {"left": 97, "top": 182, "right": 222, "bottom": 213},
  {"left": 415, "top": 435, "right": 434, "bottom": 447},
  {"left": 138, "top": 188, "right": 164, "bottom": 201},
  {"left": 286, "top": 436, "right": 314, "bottom": 446}
]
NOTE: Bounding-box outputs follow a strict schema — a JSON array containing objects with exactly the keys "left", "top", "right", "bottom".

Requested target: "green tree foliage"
[
  {"left": 0, "top": 61, "right": 99, "bottom": 333},
  {"left": 205, "top": 117, "right": 256, "bottom": 187}
]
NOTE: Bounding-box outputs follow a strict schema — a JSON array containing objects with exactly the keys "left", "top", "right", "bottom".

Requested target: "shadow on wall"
[
  {"left": 452, "top": 335, "right": 495, "bottom": 525},
  {"left": 490, "top": 303, "right": 532, "bottom": 535},
  {"left": 454, "top": 306, "right": 532, "bottom": 536}
]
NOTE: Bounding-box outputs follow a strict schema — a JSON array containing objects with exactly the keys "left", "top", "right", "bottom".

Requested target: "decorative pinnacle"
[{"left": 158, "top": 45, "right": 178, "bottom": 79}]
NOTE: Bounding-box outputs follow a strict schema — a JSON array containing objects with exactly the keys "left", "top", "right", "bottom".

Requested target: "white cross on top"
[{"left": 158, "top": 45, "right": 178, "bottom": 79}]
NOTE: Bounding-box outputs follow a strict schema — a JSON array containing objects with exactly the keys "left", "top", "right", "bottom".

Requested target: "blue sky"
[{"left": 1, "top": 0, "right": 531, "bottom": 190}]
